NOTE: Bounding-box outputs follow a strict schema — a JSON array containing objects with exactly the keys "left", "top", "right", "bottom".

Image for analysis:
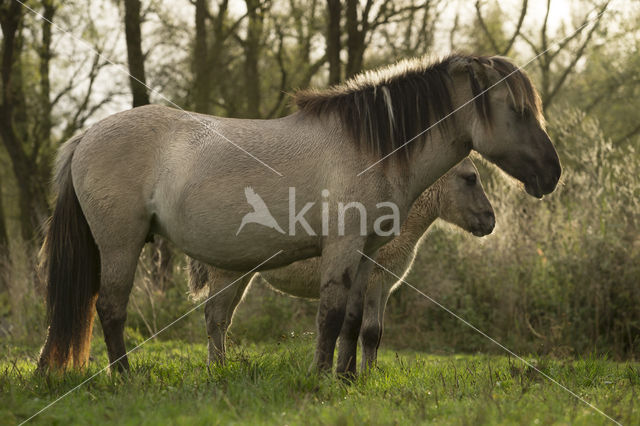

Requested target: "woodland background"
[{"left": 0, "top": 0, "right": 638, "bottom": 359}]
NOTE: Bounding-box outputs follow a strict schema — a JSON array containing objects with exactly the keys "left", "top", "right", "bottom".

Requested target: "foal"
[{"left": 189, "top": 158, "right": 495, "bottom": 370}]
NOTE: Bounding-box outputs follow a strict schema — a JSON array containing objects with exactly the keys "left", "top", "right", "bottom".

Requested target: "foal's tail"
[
  {"left": 38, "top": 133, "right": 101, "bottom": 371},
  {"left": 187, "top": 257, "right": 211, "bottom": 301}
]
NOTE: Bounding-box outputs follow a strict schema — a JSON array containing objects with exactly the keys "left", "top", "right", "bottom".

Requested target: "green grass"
[{"left": 1, "top": 335, "right": 638, "bottom": 425}]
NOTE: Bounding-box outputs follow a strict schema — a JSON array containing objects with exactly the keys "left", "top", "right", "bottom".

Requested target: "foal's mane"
[{"left": 294, "top": 54, "right": 543, "bottom": 163}]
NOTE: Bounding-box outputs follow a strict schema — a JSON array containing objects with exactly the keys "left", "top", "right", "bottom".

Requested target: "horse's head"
[
  {"left": 438, "top": 158, "right": 495, "bottom": 237},
  {"left": 451, "top": 56, "right": 561, "bottom": 198}
]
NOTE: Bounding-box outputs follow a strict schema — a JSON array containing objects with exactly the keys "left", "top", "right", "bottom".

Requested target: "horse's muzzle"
[{"left": 525, "top": 166, "right": 561, "bottom": 199}]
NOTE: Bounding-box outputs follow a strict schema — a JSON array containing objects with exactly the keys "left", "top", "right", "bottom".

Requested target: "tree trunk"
[
  {"left": 0, "top": 1, "right": 50, "bottom": 244},
  {"left": 0, "top": 173, "right": 9, "bottom": 294},
  {"left": 345, "top": 0, "right": 366, "bottom": 79},
  {"left": 37, "top": 0, "right": 54, "bottom": 150},
  {"left": 193, "top": 0, "right": 210, "bottom": 113},
  {"left": 243, "top": 0, "right": 263, "bottom": 117},
  {"left": 124, "top": 0, "right": 150, "bottom": 107},
  {"left": 326, "top": 0, "right": 341, "bottom": 85}
]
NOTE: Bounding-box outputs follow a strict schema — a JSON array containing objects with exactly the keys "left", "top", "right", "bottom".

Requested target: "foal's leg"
[
  {"left": 96, "top": 244, "right": 143, "bottom": 373},
  {"left": 360, "top": 281, "right": 392, "bottom": 371},
  {"left": 314, "top": 239, "right": 364, "bottom": 373},
  {"left": 336, "top": 260, "right": 375, "bottom": 376},
  {"left": 359, "top": 274, "right": 384, "bottom": 371},
  {"left": 204, "top": 270, "right": 253, "bottom": 364}
]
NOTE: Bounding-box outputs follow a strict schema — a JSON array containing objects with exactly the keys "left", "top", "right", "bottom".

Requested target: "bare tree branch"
[
  {"left": 266, "top": 25, "right": 287, "bottom": 118},
  {"left": 474, "top": 0, "right": 500, "bottom": 53},
  {"left": 475, "top": 0, "right": 527, "bottom": 55},
  {"left": 544, "top": 1, "right": 610, "bottom": 106},
  {"left": 503, "top": 0, "right": 527, "bottom": 54},
  {"left": 449, "top": 12, "right": 459, "bottom": 51}
]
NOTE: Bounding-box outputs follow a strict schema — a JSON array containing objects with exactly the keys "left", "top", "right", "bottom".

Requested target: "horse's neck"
[{"left": 402, "top": 133, "right": 469, "bottom": 209}]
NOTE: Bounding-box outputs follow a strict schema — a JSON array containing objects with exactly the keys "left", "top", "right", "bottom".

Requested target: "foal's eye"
[{"left": 464, "top": 174, "right": 477, "bottom": 185}]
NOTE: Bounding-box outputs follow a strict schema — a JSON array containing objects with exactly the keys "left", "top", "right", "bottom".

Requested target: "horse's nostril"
[{"left": 484, "top": 211, "right": 495, "bottom": 230}]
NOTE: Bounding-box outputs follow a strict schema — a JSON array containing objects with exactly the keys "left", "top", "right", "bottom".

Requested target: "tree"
[
  {"left": 192, "top": 0, "right": 253, "bottom": 115},
  {"left": 474, "top": 0, "right": 527, "bottom": 56},
  {"left": 0, "top": 0, "right": 51, "bottom": 244},
  {"left": 350, "top": 1, "right": 442, "bottom": 77},
  {"left": 0, "top": 0, "right": 117, "bottom": 247},
  {"left": 377, "top": 0, "right": 442, "bottom": 60},
  {"left": 241, "top": 0, "right": 265, "bottom": 117},
  {"left": 326, "top": 0, "right": 341, "bottom": 84},
  {"left": 520, "top": 0, "right": 610, "bottom": 107},
  {"left": 193, "top": 0, "right": 210, "bottom": 113},
  {"left": 567, "top": 9, "right": 640, "bottom": 146},
  {"left": 124, "top": 0, "right": 150, "bottom": 107},
  {"left": 259, "top": 0, "right": 326, "bottom": 117},
  {"left": 0, "top": 172, "right": 8, "bottom": 293}
]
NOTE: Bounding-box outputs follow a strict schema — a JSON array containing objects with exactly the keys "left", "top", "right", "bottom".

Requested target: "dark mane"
[{"left": 293, "top": 54, "right": 543, "bottom": 163}]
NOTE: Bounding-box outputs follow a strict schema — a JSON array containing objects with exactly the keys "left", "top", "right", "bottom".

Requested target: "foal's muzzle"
[{"left": 471, "top": 211, "right": 495, "bottom": 237}]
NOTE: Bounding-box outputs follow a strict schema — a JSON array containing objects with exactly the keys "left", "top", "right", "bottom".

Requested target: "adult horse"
[
  {"left": 38, "top": 54, "right": 560, "bottom": 375},
  {"left": 189, "top": 158, "right": 495, "bottom": 370}
]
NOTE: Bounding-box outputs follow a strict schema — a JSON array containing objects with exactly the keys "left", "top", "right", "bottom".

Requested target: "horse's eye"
[{"left": 464, "top": 174, "right": 477, "bottom": 185}]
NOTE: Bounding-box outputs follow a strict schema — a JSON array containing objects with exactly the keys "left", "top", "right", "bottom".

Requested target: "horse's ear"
[
  {"left": 472, "top": 58, "right": 502, "bottom": 88},
  {"left": 447, "top": 56, "right": 473, "bottom": 74},
  {"left": 448, "top": 57, "right": 494, "bottom": 84}
]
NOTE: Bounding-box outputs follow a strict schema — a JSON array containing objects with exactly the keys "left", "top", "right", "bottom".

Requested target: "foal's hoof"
[{"left": 337, "top": 370, "right": 357, "bottom": 384}]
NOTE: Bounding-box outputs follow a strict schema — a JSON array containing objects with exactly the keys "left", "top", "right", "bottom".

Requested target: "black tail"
[{"left": 38, "top": 137, "right": 100, "bottom": 370}]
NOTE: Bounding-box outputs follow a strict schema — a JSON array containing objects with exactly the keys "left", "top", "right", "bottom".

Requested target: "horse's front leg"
[
  {"left": 313, "top": 238, "right": 364, "bottom": 373},
  {"left": 336, "top": 259, "right": 375, "bottom": 376}
]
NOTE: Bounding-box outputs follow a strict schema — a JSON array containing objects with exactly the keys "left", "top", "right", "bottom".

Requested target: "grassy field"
[{"left": 1, "top": 335, "right": 638, "bottom": 425}]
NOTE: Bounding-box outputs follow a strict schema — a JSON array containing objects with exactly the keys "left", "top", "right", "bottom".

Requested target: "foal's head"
[
  {"left": 437, "top": 158, "right": 494, "bottom": 237},
  {"left": 450, "top": 56, "right": 561, "bottom": 198}
]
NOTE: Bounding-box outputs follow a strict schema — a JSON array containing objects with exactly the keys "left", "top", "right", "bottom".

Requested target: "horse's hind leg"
[
  {"left": 204, "top": 270, "right": 253, "bottom": 364},
  {"left": 92, "top": 250, "right": 141, "bottom": 373},
  {"left": 72, "top": 158, "right": 149, "bottom": 372},
  {"left": 96, "top": 244, "right": 144, "bottom": 373}
]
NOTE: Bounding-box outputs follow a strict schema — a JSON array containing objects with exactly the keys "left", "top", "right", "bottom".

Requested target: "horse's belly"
[
  {"left": 188, "top": 242, "right": 320, "bottom": 272},
  {"left": 156, "top": 216, "right": 321, "bottom": 270},
  {"left": 259, "top": 257, "right": 322, "bottom": 299}
]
